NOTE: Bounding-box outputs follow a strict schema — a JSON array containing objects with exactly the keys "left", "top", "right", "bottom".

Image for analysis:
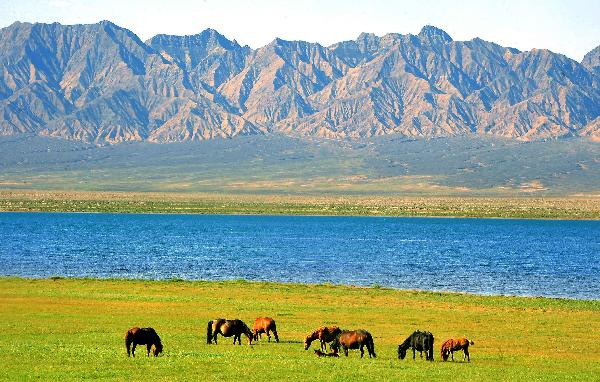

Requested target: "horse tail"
[
  {"left": 125, "top": 330, "right": 132, "bottom": 356},
  {"left": 207, "top": 321, "right": 213, "bottom": 344},
  {"left": 271, "top": 321, "right": 279, "bottom": 342},
  {"left": 367, "top": 332, "right": 376, "bottom": 358},
  {"left": 428, "top": 333, "right": 435, "bottom": 361}
]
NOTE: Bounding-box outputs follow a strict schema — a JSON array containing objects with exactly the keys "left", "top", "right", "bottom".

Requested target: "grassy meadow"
[{"left": 0, "top": 277, "right": 598, "bottom": 381}]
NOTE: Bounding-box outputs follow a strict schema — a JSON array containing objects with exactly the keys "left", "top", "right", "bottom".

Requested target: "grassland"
[
  {"left": 1, "top": 190, "right": 600, "bottom": 219},
  {"left": 0, "top": 277, "right": 598, "bottom": 381}
]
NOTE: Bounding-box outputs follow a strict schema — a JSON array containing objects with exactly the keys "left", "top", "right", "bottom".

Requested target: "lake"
[{"left": 0, "top": 212, "right": 598, "bottom": 299}]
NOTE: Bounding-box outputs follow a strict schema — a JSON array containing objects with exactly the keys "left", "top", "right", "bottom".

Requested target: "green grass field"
[{"left": 0, "top": 278, "right": 598, "bottom": 381}]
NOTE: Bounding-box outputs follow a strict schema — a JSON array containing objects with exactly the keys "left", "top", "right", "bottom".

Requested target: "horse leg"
[
  {"left": 360, "top": 344, "right": 364, "bottom": 358},
  {"left": 266, "top": 329, "right": 271, "bottom": 342},
  {"left": 146, "top": 344, "right": 152, "bottom": 357},
  {"left": 344, "top": 347, "right": 349, "bottom": 357},
  {"left": 131, "top": 343, "right": 137, "bottom": 357},
  {"left": 413, "top": 348, "right": 416, "bottom": 360},
  {"left": 451, "top": 350, "right": 454, "bottom": 361},
  {"left": 320, "top": 340, "right": 326, "bottom": 351},
  {"left": 465, "top": 348, "right": 470, "bottom": 362},
  {"left": 273, "top": 329, "right": 279, "bottom": 343}
]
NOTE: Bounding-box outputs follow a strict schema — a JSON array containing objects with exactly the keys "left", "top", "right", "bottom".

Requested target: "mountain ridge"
[{"left": 1, "top": 21, "right": 599, "bottom": 144}]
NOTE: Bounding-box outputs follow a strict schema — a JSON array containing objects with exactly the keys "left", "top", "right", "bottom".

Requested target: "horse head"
[
  {"left": 244, "top": 325, "right": 254, "bottom": 345},
  {"left": 153, "top": 342, "right": 163, "bottom": 356},
  {"left": 441, "top": 346, "right": 449, "bottom": 361},
  {"left": 304, "top": 336, "right": 313, "bottom": 350},
  {"left": 398, "top": 345, "right": 407, "bottom": 360}
]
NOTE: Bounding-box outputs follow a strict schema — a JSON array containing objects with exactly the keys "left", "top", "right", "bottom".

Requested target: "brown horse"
[
  {"left": 125, "top": 327, "right": 163, "bottom": 357},
  {"left": 253, "top": 317, "right": 279, "bottom": 343},
  {"left": 304, "top": 326, "right": 342, "bottom": 351},
  {"left": 314, "top": 349, "right": 339, "bottom": 357},
  {"left": 330, "top": 329, "right": 376, "bottom": 358},
  {"left": 441, "top": 337, "right": 474, "bottom": 362},
  {"left": 207, "top": 319, "right": 254, "bottom": 345}
]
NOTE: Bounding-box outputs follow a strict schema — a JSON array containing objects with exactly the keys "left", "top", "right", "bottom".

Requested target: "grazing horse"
[
  {"left": 441, "top": 337, "right": 474, "bottom": 362},
  {"left": 253, "top": 317, "right": 279, "bottom": 343},
  {"left": 314, "top": 349, "right": 339, "bottom": 357},
  {"left": 304, "top": 326, "right": 342, "bottom": 351},
  {"left": 330, "top": 329, "right": 376, "bottom": 358},
  {"left": 207, "top": 319, "right": 254, "bottom": 345},
  {"left": 397, "top": 330, "right": 434, "bottom": 361},
  {"left": 125, "top": 327, "right": 163, "bottom": 357}
]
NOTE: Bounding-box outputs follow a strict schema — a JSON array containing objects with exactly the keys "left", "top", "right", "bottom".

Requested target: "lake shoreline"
[{"left": 2, "top": 275, "right": 597, "bottom": 302}]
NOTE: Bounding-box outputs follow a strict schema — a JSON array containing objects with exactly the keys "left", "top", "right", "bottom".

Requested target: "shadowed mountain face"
[{"left": 1, "top": 22, "right": 599, "bottom": 143}]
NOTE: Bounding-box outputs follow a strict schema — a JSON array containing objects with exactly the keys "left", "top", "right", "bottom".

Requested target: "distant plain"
[{"left": 0, "top": 135, "right": 599, "bottom": 218}]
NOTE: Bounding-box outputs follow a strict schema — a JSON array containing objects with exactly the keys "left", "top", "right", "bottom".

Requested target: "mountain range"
[{"left": 1, "top": 21, "right": 599, "bottom": 144}]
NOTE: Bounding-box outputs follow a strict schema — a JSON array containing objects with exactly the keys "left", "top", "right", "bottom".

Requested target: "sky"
[{"left": 0, "top": 0, "right": 599, "bottom": 61}]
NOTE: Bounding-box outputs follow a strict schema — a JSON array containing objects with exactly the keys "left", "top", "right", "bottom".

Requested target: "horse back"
[
  {"left": 126, "top": 327, "right": 157, "bottom": 345},
  {"left": 340, "top": 329, "right": 371, "bottom": 348},
  {"left": 253, "top": 317, "right": 275, "bottom": 331}
]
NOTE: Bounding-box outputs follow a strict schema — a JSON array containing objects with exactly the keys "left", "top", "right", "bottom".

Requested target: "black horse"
[{"left": 397, "top": 330, "right": 434, "bottom": 361}]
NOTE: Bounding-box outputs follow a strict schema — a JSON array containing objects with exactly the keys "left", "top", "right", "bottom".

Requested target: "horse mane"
[{"left": 399, "top": 334, "right": 414, "bottom": 350}]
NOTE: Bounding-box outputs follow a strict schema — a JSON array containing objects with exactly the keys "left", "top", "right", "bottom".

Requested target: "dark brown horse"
[
  {"left": 253, "top": 317, "right": 279, "bottom": 342},
  {"left": 125, "top": 327, "right": 163, "bottom": 357},
  {"left": 330, "top": 329, "right": 376, "bottom": 358},
  {"left": 304, "top": 326, "right": 342, "bottom": 351},
  {"left": 207, "top": 319, "right": 253, "bottom": 345},
  {"left": 441, "top": 337, "right": 474, "bottom": 362},
  {"left": 314, "top": 349, "right": 339, "bottom": 357}
]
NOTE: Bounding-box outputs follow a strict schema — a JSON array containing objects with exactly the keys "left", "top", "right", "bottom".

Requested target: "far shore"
[{"left": 1, "top": 189, "right": 600, "bottom": 219}]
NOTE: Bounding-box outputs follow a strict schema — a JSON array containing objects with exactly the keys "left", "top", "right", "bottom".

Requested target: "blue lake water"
[{"left": 0, "top": 212, "right": 599, "bottom": 299}]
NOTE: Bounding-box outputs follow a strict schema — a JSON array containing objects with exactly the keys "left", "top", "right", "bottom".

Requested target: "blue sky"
[{"left": 1, "top": 0, "right": 599, "bottom": 61}]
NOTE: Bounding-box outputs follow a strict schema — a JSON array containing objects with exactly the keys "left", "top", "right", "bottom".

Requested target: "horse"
[
  {"left": 304, "top": 326, "right": 342, "bottom": 351},
  {"left": 397, "top": 330, "right": 434, "bottom": 361},
  {"left": 252, "top": 317, "right": 279, "bottom": 343},
  {"left": 125, "top": 327, "right": 163, "bottom": 357},
  {"left": 314, "top": 349, "right": 339, "bottom": 357},
  {"left": 206, "top": 319, "right": 254, "bottom": 345},
  {"left": 330, "top": 329, "right": 376, "bottom": 358},
  {"left": 441, "top": 337, "right": 474, "bottom": 362}
]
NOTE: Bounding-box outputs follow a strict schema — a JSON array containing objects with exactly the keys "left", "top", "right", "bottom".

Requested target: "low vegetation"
[
  {"left": 0, "top": 278, "right": 598, "bottom": 381},
  {"left": 1, "top": 190, "right": 600, "bottom": 219}
]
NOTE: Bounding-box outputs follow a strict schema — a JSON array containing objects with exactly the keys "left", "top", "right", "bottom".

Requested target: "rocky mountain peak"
[
  {"left": 418, "top": 25, "right": 453, "bottom": 44},
  {"left": 0, "top": 21, "right": 599, "bottom": 143},
  {"left": 582, "top": 44, "right": 600, "bottom": 74}
]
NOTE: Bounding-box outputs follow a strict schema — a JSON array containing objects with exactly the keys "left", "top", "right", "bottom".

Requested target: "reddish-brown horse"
[
  {"left": 441, "top": 337, "right": 474, "bottom": 362},
  {"left": 253, "top": 317, "right": 279, "bottom": 342},
  {"left": 330, "top": 329, "right": 376, "bottom": 358},
  {"left": 304, "top": 326, "right": 342, "bottom": 351},
  {"left": 125, "top": 327, "right": 163, "bottom": 357},
  {"left": 207, "top": 319, "right": 254, "bottom": 345}
]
